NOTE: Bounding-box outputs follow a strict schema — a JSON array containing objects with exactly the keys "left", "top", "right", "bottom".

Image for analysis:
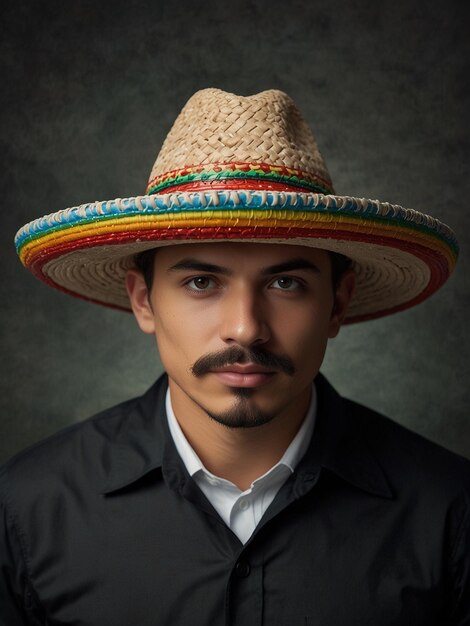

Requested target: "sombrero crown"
[{"left": 15, "top": 88, "right": 458, "bottom": 322}]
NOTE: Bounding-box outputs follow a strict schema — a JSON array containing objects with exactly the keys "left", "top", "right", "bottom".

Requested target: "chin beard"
[{"left": 203, "top": 389, "right": 278, "bottom": 429}]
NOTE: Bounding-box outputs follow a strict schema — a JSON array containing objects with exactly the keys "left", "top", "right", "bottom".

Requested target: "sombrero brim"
[{"left": 15, "top": 189, "right": 458, "bottom": 323}]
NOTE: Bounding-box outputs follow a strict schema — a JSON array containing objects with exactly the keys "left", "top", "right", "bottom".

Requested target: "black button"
[{"left": 234, "top": 560, "right": 251, "bottom": 578}]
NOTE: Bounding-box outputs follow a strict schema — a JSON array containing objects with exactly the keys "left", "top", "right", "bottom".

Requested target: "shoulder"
[
  {"left": 346, "top": 395, "right": 470, "bottom": 503},
  {"left": 351, "top": 397, "right": 470, "bottom": 474},
  {"left": 0, "top": 376, "right": 167, "bottom": 503},
  {"left": 316, "top": 374, "right": 470, "bottom": 503}
]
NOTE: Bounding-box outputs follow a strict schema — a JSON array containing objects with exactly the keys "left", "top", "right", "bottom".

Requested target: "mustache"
[{"left": 191, "top": 346, "right": 295, "bottom": 377}]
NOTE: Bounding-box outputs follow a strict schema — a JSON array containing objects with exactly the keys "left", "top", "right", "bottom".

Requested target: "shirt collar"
[
  {"left": 166, "top": 384, "right": 317, "bottom": 480},
  {"left": 98, "top": 373, "right": 392, "bottom": 500},
  {"left": 300, "top": 375, "right": 393, "bottom": 499}
]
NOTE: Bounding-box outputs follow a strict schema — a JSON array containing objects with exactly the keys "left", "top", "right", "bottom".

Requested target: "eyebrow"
[
  {"left": 260, "top": 258, "right": 321, "bottom": 276},
  {"left": 167, "top": 257, "right": 320, "bottom": 276},
  {"left": 168, "top": 259, "right": 233, "bottom": 275}
]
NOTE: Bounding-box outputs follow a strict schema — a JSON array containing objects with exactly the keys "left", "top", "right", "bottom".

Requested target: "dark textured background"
[{"left": 1, "top": 0, "right": 469, "bottom": 463}]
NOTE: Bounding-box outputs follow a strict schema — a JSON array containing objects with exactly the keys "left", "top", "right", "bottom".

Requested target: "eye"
[
  {"left": 270, "top": 276, "right": 303, "bottom": 291},
  {"left": 185, "top": 276, "right": 218, "bottom": 291}
]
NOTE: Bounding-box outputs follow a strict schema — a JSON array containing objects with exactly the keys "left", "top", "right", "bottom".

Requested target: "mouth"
[{"left": 209, "top": 363, "right": 276, "bottom": 388}]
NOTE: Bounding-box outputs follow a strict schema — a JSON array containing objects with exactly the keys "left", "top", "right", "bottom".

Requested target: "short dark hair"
[
  {"left": 133, "top": 247, "right": 353, "bottom": 294},
  {"left": 133, "top": 248, "right": 158, "bottom": 294},
  {"left": 329, "top": 250, "right": 353, "bottom": 290}
]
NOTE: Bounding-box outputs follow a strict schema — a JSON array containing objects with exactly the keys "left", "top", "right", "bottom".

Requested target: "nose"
[{"left": 219, "top": 285, "right": 270, "bottom": 347}]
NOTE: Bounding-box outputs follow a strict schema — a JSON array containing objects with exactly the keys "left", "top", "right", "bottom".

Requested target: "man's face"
[{"left": 127, "top": 242, "right": 354, "bottom": 429}]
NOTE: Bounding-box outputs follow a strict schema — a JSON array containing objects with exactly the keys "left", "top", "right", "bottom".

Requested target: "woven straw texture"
[{"left": 149, "top": 89, "right": 333, "bottom": 190}]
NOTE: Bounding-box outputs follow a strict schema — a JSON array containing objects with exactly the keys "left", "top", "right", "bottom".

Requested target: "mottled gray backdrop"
[{"left": 1, "top": 0, "right": 469, "bottom": 463}]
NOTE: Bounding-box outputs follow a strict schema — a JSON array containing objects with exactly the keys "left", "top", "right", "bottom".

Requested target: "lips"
[{"left": 210, "top": 363, "right": 276, "bottom": 388}]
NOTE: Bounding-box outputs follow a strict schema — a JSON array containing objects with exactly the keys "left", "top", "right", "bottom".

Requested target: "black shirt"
[{"left": 1, "top": 374, "right": 469, "bottom": 625}]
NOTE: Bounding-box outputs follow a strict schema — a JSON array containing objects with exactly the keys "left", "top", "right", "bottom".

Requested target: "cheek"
[
  {"left": 273, "top": 305, "right": 331, "bottom": 368},
  {"left": 293, "top": 329, "right": 329, "bottom": 370},
  {"left": 152, "top": 305, "right": 211, "bottom": 375}
]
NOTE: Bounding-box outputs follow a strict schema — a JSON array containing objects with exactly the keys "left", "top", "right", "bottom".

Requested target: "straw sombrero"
[{"left": 15, "top": 88, "right": 458, "bottom": 323}]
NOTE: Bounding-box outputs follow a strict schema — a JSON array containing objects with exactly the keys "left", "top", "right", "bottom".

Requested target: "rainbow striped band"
[
  {"left": 145, "top": 162, "right": 334, "bottom": 196},
  {"left": 15, "top": 191, "right": 458, "bottom": 253}
]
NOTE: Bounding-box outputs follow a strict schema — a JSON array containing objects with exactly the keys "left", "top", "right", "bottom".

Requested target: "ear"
[
  {"left": 328, "top": 270, "right": 356, "bottom": 338},
  {"left": 125, "top": 269, "right": 156, "bottom": 334}
]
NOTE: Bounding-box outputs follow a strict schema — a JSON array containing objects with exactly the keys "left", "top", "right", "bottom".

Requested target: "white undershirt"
[{"left": 166, "top": 385, "right": 316, "bottom": 544}]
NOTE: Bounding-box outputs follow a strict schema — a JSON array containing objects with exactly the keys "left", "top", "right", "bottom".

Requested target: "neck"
[{"left": 168, "top": 380, "right": 311, "bottom": 491}]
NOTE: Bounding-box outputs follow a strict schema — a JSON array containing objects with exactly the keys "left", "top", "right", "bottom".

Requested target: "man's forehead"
[{"left": 154, "top": 241, "right": 331, "bottom": 267}]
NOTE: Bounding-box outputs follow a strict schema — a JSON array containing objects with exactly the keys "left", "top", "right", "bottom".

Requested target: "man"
[{"left": 2, "top": 88, "right": 469, "bottom": 624}]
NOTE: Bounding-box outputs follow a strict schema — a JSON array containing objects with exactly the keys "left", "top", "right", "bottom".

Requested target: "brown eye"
[
  {"left": 277, "top": 277, "right": 294, "bottom": 289},
  {"left": 271, "top": 277, "right": 301, "bottom": 291},
  {"left": 186, "top": 276, "right": 217, "bottom": 291}
]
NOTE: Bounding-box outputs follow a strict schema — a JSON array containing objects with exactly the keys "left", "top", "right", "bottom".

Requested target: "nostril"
[{"left": 220, "top": 318, "right": 270, "bottom": 347}]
